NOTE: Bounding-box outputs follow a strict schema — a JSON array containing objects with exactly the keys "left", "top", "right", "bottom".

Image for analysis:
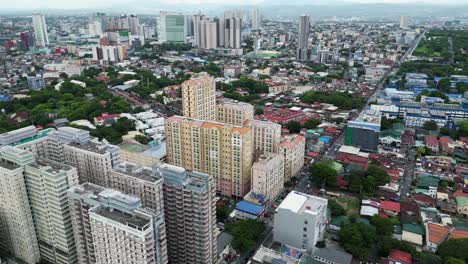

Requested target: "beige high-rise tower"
[{"left": 181, "top": 73, "right": 216, "bottom": 121}]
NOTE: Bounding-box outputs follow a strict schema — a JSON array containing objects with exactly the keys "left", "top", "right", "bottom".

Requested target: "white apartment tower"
[
  {"left": 400, "top": 16, "right": 410, "bottom": 29},
  {"left": 252, "top": 9, "right": 261, "bottom": 30},
  {"left": 0, "top": 146, "right": 41, "bottom": 264},
  {"left": 297, "top": 15, "right": 310, "bottom": 61},
  {"left": 159, "top": 163, "right": 217, "bottom": 264},
  {"left": 251, "top": 153, "right": 285, "bottom": 201},
  {"left": 181, "top": 73, "right": 216, "bottom": 121},
  {"left": 32, "top": 13, "right": 49, "bottom": 47}
]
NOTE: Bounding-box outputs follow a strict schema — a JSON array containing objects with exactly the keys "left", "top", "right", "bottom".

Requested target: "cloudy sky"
[{"left": 2, "top": 0, "right": 467, "bottom": 9}]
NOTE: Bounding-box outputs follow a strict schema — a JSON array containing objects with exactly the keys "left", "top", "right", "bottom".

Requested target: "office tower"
[
  {"left": 181, "top": 73, "right": 216, "bottom": 121},
  {"left": 129, "top": 14, "right": 140, "bottom": 34},
  {"left": 0, "top": 147, "right": 41, "bottom": 264},
  {"left": 251, "top": 153, "right": 284, "bottom": 201},
  {"left": 193, "top": 14, "right": 205, "bottom": 46},
  {"left": 24, "top": 157, "right": 79, "bottom": 264},
  {"left": 165, "top": 116, "right": 253, "bottom": 197},
  {"left": 158, "top": 11, "right": 187, "bottom": 43},
  {"left": 296, "top": 15, "right": 310, "bottom": 61},
  {"left": 345, "top": 109, "right": 381, "bottom": 152},
  {"left": 68, "top": 183, "right": 168, "bottom": 264},
  {"left": 400, "top": 16, "right": 410, "bottom": 29},
  {"left": 185, "top": 15, "right": 193, "bottom": 37},
  {"left": 274, "top": 191, "right": 327, "bottom": 252},
  {"left": 223, "top": 17, "right": 242, "bottom": 49},
  {"left": 247, "top": 120, "right": 282, "bottom": 159},
  {"left": 32, "top": 13, "right": 49, "bottom": 47},
  {"left": 216, "top": 99, "right": 254, "bottom": 126},
  {"left": 252, "top": 9, "right": 261, "bottom": 30},
  {"left": 278, "top": 134, "right": 305, "bottom": 180},
  {"left": 160, "top": 163, "right": 217, "bottom": 264},
  {"left": 110, "top": 161, "right": 164, "bottom": 213}
]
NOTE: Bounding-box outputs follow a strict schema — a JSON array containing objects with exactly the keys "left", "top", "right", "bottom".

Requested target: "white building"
[
  {"left": 274, "top": 191, "right": 328, "bottom": 253},
  {"left": 251, "top": 153, "right": 285, "bottom": 201},
  {"left": 32, "top": 13, "right": 49, "bottom": 47}
]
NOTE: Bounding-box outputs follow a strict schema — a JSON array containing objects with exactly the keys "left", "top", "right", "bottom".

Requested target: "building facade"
[
  {"left": 278, "top": 135, "right": 305, "bottom": 180},
  {"left": 247, "top": 119, "right": 282, "bottom": 159},
  {"left": 297, "top": 15, "right": 310, "bottom": 61},
  {"left": 182, "top": 73, "right": 216, "bottom": 121},
  {"left": 216, "top": 99, "right": 254, "bottom": 126},
  {"left": 32, "top": 13, "right": 49, "bottom": 47},
  {"left": 251, "top": 153, "right": 285, "bottom": 201},
  {"left": 158, "top": 12, "right": 187, "bottom": 43},
  {"left": 345, "top": 109, "right": 381, "bottom": 152}
]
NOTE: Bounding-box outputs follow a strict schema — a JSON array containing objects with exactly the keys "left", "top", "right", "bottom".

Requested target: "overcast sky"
[{"left": 3, "top": 0, "right": 467, "bottom": 9}]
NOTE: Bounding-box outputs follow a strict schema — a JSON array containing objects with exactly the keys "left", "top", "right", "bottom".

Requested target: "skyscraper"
[
  {"left": 159, "top": 163, "right": 217, "bottom": 264},
  {"left": 32, "top": 13, "right": 49, "bottom": 47},
  {"left": 0, "top": 146, "right": 41, "bottom": 264},
  {"left": 128, "top": 14, "right": 140, "bottom": 34},
  {"left": 296, "top": 15, "right": 310, "bottom": 61},
  {"left": 199, "top": 20, "right": 218, "bottom": 49},
  {"left": 181, "top": 73, "right": 216, "bottom": 121},
  {"left": 158, "top": 11, "right": 187, "bottom": 43},
  {"left": 216, "top": 99, "right": 254, "bottom": 126},
  {"left": 400, "top": 16, "right": 410, "bottom": 29},
  {"left": 252, "top": 9, "right": 261, "bottom": 30},
  {"left": 193, "top": 14, "right": 206, "bottom": 47},
  {"left": 224, "top": 17, "right": 242, "bottom": 49},
  {"left": 246, "top": 119, "right": 282, "bottom": 159}
]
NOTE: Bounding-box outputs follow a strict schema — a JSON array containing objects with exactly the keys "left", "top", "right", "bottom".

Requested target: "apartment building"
[
  {"left": 110, "top": 161, "right": 164, "bottom": 213},
  {"left": 68, "top": 183, "right": 167, "bottom": 264},
  {"left": 278, "top": 134, "right": 305, "bottom": 180},
  {"left": 159, "top": 163, "right": 217, "bottom": 264},
  {"left": 0, "top": 146, "right": 41, "bottom": 264},
  {"left": 25, "top": 158, "right": 79, "bottom": 264},
  {"left": 165, "top": 115, "right": 254, "bottom": 197},
  {"left": 181, "top": 73, "right": 216, "bottom": 121},
  {"left": 216, "top": 99, "right": 254, "bottom": 126},
  {"left": 251, "top": 153, "right": 285, "bottom": 201},
  {"left": 247, "top": 119, "right": 282, "bottom": 160},
  {"left": 274, "top": 191, "right": 328, "bottom": 253}
]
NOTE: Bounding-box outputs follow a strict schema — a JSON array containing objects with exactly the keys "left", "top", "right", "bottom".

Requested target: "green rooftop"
[
  {"left": 403, "top": 223, "right": 425, "bottom": 235},
  {"left": 417, "top": 176, "right": 439, "bottom": 188},
  {"left": 10, "top": 128, "right": 54, "bottom": 147},
  {"left": 456, "top": 196, "right": 468, "bottom": 207}
]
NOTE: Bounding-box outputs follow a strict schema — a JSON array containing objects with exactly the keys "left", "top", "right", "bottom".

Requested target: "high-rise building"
[
  {"left": 223, "top": 17, "right": 242, "bottom": 49},
  {"left": 159, "top": 163, "right": 217, "bottom": 264},
  {"left": 68, "top": 183, "right": 168, "bottom": 264},
  {"left": 128, "top": 14, "right": 140, "bottom": 34},
  {"left": 278, "top": 134, "right": 305, "bottom": 180},
  {"left": 165, "top": 115, "right": 254, "bottom": 197},
  {"left": 181, "top": 73, "right": 216, "bottom": 121},
  {"left": 200, "top": 20, "right": 218, "bottom": 49},
  {"left": 345, "top": 109, "right": 381, "bottom": 152},
  {"left": 247, "top": 120, "right": 282, "bottom": 159},
  {"left": 24, "top": 157, "right": 79, "bottom": 264},
  {"left": 193, "top": 14, "right": 205, "bottom": 47},
  {"left": 400, "top": 16, "right": 410, "bottom": 29},
  {"left": 32, "top": 13, "right": 49, "bottom": 47},
  {"left": 251, "top": 153, "right": 284, "bottom": 201},
  {"left": 252, "top": 9, "right": 261, "bottom": 30},
  {"left": 274, "top": 191, "right": 328, "bottom": 253},
  {"left": 216, "top": 99, "right": 254, "bottom": 126},
  {"left": 158, "top": 11, "right": 187, "bottom": 43},
  {"left": 89, "top": 12, "right": 108, "bottom": 31},
  {"left": 0, "top": 147, "right": 41, "bottom": 264},
  {"left": 296, "top": 15, "right": 310, "bottom": 61}
]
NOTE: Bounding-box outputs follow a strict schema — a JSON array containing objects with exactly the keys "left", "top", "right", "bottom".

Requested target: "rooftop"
[
  {"left": 113, "top": 162, "right": 161, "bottom": 182},
  {"left": 427, "top": 222, "right": 450, "bottom": 245},
  {"left": 277, "top": 191, "right": 327, "bottom": 215},
  {"left": 94, "top": 208, "right": 150, "bottom": 230},
  {"left": 236, "top": 200, "right": 264, "bottom": 215}
]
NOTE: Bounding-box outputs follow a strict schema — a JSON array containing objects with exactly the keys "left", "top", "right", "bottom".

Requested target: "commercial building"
[
  {"left": 251, "top": 153, "right": 285, "bottom": 201},
  {"left": 345, "top": 109, "right": 381, "bottom": 152},
  {"left": 110, "top": 161, "right": 164, "bottom": 213},
  {"left": 158, "top": 11, "right": 187, "bottom": 43},
  {"left": 216, "top": 99, "right": 254, "bottom": 126},
  {"left": 165, "top": 115, "right": 253, "bottom": 197},
  {"left": 0, "top": 147, "right": 41, "bottom": 264},
  {"left": 274, "top": 191, "right": 328, "bottom": 253},
  {"left": 68, "top": 183, "right": 168, "bottom": 264},
  {"left": 24, "top": 157, "right": 79, "bottom": 264},
  {"left": 247, "top": 119, "right": 282, "bottom": 159},
  {"left": 297, "top": 15, "right": 310, "bottom": 61},
  {"left": 160, "top": 163, "right": 217, "bottom": 264},
  {"left": 278, "top": 135, "right": 305, "bottom": 180},
  {"left": 182, "top": 73, "right": 216, "bottom": 121},
  {"left": 27, "top": 76, "right": 46, "bottom": 90},
  {"left": 32, "top": 13, "right": 49, "bottom": 47},
  {"left": 400, "top": 16, "right": 410, "bottom": 28}
]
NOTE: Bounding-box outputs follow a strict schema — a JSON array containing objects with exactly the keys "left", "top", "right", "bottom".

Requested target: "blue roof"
[
  {"left": 0, "top": 96, "right": 10, "bottom": 102},
  {"left": 236, "top": 201, "right": 264, "bottom": 215},
  {"left": 318, "top": 136, "right": 331, "bottom": 143}
]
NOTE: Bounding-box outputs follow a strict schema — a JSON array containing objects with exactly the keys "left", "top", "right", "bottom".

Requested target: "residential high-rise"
[
  {"left": 200, "top": 20, "right": 218, "bottom": 49},
  {"left": 216, "top": 99, "right": 254, "bottom": 126},
  {"left": 252, "top": 9, "right": 261, "bottom": 30},
  {"left": 165, "top": 115, "right": 254, "bottom": 197},
  {"left": 251, "top": 153, "right": 284, "bottom": 201},
  {"left": 193, "top": 14, "right": 206, "bottom": 47},
  {"left": 32, "top": 13, "right": 49, "bottom": 47},
  {"left": 128, "top": 14, "right": 140, "bottom": 34},
  {"left": 181, "top": 73, "right": 216, "bottom": 121},
  {"left": 278, "top": 134, "right": 305, "bottom": 180},
  {"left": 223, "top": 17, "right": 242, "bottom": 49},
  {"left": 158, "top": 11, "right": 187, "bottom": 43},
  {"left": 345, "top": 109, "right": 381, "bottom": 152},
  {"left": 159, "top": 163, "right": 217, "bottom": 264},
  {"left": 24, "top": 157, "right": 79, "bottom": 264},
  {"left": 68, "top": 183, "right": 168, "bottom": 264},
  {"left": 274, "top": 191, "right": 328, "bottom": 253},
  {"left": 90, "top": 12, "right": 108, "bottom": 31},
  {"left": 0, "top": 147, "right": 41, "bottom": 264},
  {"left": 247, "top": 120, "right": 282, "bottom": 159},
  {"left": 400, "top": 16, "right": 410, "bottom": 29},
  {"left": 297, "top": 15, "right": 310, "bottom": 61}
]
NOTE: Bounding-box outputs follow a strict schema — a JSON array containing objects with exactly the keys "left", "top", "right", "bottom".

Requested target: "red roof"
[
  {"left": 412, "top": 194, "right": 436, "bottom": 205},
  {"left": 425, "top": 135, "right": 438, "bottom": 146},
  {"left": 454, "top": 190, "right": 468, "bottom": 197},
  {"left": 335, "top": 153, "right": 369, "bottom": 169},
  {"left": 389, "top": 249, "right": 412, "bottom": 264},
  {"left": 427, "top": 223, "right": 450, "bottom": 245},
  {"left": 95, "top": 113, "right": 120, "bottom": 121},
  {"left": 380, "top": 201, "right": 401, "bottom": 213},
  {"left": 307, "top": 152, "right": 320, "bottom": 158},
  {"left": 379, "top": 211, "right": 389, "bottom": 218}
]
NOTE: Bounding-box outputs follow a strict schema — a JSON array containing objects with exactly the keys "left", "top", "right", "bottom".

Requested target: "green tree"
[
  {"left": 458, "top": 121, "right": 468, "bottom": 137},
  {"left": 134, "top": 135, "right": 150, "bottom": 145},
  {"left": 309, "top": 161, "right": 338, "bottom": 188},
  {"left": 349, "top": 165, "right": 390, "bottom": 195},
  {"left": 417, "top": 253, "right": 443, "bottom": 264},
  {"left": 255, "top": 108, "right": 264, "bottom": 115},
  {"left": 445, "top": 258, "right": 466, "bottom": 264},
  {"left": 225, "top": 219, "right": 266, "bottom": 253},
  {"left": 423, "top": 120, "right": 438, "bottom": 131},
  {"left": 370, "top": 215, "right": 394, "bottom": 236},
  {"left": 339, "top": 223, "right": 376, "bottom": 260},
  {"left": 328, "top": 199, "right": 346, "bottom": 217},
  {"left": 286, "top": 121, "right": 301, "bottom": 133},
  {"left": 303, "top": 118, "right": 321, "bottom": 129},
  {"left": 439, "top": 239, "right": 468, "bottom": 262}
]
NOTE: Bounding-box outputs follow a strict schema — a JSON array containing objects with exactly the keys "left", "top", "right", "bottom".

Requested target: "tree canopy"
[
  {"left": 301, "top": 91, "right": 365, "bottom": 110},
  {"left": 225, "top": 219, "right": 266, "bottom": 253},
  {"left": 339, "top": 222, "right": 376, "bottom": 260},
  {"left": 439, "top": 239, "right": 468, "bottom": 263},
  {"left": 285, "top": 121, "right": 302, "bottom": 133},
  {"left": 423, "top": 120, "right": 439, "bottom": 131},
  {"left": 349, "top": 165, "right": 390, "bottom": 195},
  {"left": 309, "top": 161, "right": 338, "bottom": 188}
]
